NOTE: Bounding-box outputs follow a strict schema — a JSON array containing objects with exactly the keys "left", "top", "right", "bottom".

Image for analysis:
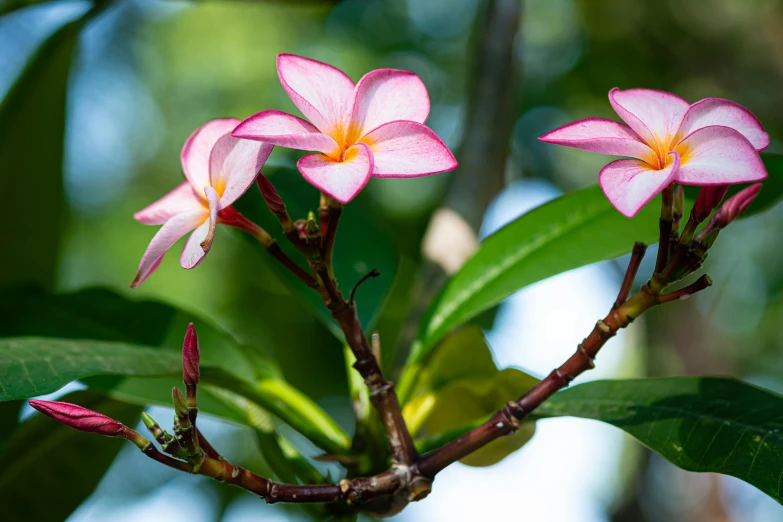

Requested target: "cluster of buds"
[{"left": 30, "top": 324, "right": 217, "bottom": 474}]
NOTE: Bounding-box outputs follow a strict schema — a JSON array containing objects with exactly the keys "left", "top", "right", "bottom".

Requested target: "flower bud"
[
  {"left": 172, "top": 387, "right": 189, "bottom": 419},
  {"left": 30, "top": 400, "right": 124, "bottom": 436},
  {"left": 692, "top": 185, "right": 729, "bottom": 223},
  {"left": 713, "top": 183, "right": 762, "bottom": 229},
  {"left": 257, "top": 175, "right": 287, "bottom": 218},
  {"left": 182, "top": 323, "right": 200, "bottom": 386}
]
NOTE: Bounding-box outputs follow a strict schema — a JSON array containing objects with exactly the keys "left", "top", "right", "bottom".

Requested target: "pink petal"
[
  {"left": 131, "top": 210, "right": 207, "bottom": 288},
  {"left": 209, "top": 134, "right": 274, "bottom": 207},
  {"left": 350, "top": 69, "right": 430, "bottom": 141},
  {"left": 232, "top": 110, "right": 339, "bottom": 156},
  {"left": 675, "top": 126, "right": 767, "bottom": 185},
  {"left": 538, "top": 117, "right": 655, "bottom": 160},
  {"left": 181, "top": 187, "right": 219, "bottom": 270},
  {"left": 297, "top": 143, "right": 373, "bottom": 203},
  {"left": 133, "top": 182, "right": 203, "bottom": 225},
  {"left": 677, "top": 98, "right": 769, "bottom": 151},
  {"left": 277, "top": 54, "right": 354, "bottom": 138},
  {"left": 181, "top": 118, "right": 240, "bottom": 192},
  {"left": 359, "top": 120, "right": 457, "bottom": 178},
  {"left": 609, "top": 88, "right": 690, "bottom": 152},
  {"left": 599, "top": 152, "right": 680, "bottom": 218}
]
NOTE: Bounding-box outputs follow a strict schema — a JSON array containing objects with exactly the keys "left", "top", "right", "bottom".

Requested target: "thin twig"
[
  {"left": 658, "top": 275, "right": 713, "bottom": 304},
  {"left": 655, "top": 183, "right": 674, "bottom": 274},
  {"left": 267, "top": 242, "right": 320, "bottom": 289},
  {"left": 614, "top": 242, "right": 646, "bottom": 308},
  {"left": 349, "top": 269, "right": 381, "bottom": 304}
]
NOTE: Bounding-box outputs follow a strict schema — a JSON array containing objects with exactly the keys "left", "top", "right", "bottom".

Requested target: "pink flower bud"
[
  {"left": 29, "top": 400, "right": 124, "bottom": 436},
  {"left": 692, "top": 185, "right": 729, "bottom": 223},
  {"left": 182, "top": 323, "right": 200, "bottom": 386},
  {"left": 714, "top": 183, "right": 762, "bottom": 228},
  {"left": 257, "top": 175, "right": 287, "bottom": 217}
]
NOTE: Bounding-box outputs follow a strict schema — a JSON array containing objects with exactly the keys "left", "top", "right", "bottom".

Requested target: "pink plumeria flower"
[
  {"left": 539, "top": 88, "right": 769, "bottom": 217},
  {"left": 233, "top": 54, "right": 458, "bottom": 203},
  {"left": 132, "top": 118, "right": 273, "bottom": 287}
]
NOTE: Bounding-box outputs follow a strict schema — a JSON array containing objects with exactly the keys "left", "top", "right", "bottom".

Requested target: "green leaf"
[
  {"left": 0, "top": 286, "right": 265, "bottom": 383},
  {"left": 0, "top": 390, "right": 142, "bottom": 522},
  {"left": 0, "top": 286, "right": 350, "bottom": 453},
  {"left": 0, "top": 14, "right": 84, "bottom": 290},
  {"left": 0, "top": 337, "right": 186, "bottom": 401},
  {"left": 404, "top": 326, "right": 538, "bottom": 467},
  {"left": 537, "top": 377, "right": 783, "bottom": 504},
  {"left": 233, "top": 167, "right": 398, "bottom": 336},
  {"left": 0, "top": 336, "right": 350, "bottom": 454},
  {"left": 409, "top": 185, "right": 662, "bottom": 364}
]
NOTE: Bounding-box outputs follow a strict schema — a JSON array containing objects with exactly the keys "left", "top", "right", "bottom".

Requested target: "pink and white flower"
[
  {"left": 132, "top": 118, "right": 273, "bottom": 287},
  {"left": 233, "top": 54, "right": 458, "bottom": 203},
  {"left": 539, "top": 88, "right": 769, "bottom": 217}
]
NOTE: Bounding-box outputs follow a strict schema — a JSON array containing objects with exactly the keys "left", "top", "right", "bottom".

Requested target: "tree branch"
[{"left": 414, "top": 241, "right": 711, "bottom": 477}]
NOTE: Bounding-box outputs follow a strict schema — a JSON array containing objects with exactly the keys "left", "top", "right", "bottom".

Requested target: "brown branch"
[
  {"left": 414, "top": 242, "right": 711, "bottom": 477},
  {"left": 329, "top": 299, "right": 419, "bottom": 468},
  {"left": 266, "top": 242, "right": 320, "bottom": 290},
  {"left": 320, "top": 195, "right": 342, "bottom": 266},
  {"left": 136, "top": 432, "right": 407, "bottom": 505},
  {"left": 614, "top": 242, "right": 646, "bottom": 308},
  {"left": 654, "top": 183, "right": 674, "bottom": 273}
]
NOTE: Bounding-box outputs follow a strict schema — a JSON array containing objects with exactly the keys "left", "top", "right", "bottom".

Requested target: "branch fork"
[{"left": 33, "top": 177, "right": 761, "bottom": 516}]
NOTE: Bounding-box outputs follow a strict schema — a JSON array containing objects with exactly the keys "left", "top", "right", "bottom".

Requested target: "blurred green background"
[{"left": 1, "top": 0, "right": 783, "bottom": 520}]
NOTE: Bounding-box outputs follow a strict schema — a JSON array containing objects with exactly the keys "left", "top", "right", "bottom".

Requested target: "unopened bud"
[
  {"left": 692, "top": 185, "right": 729, "bottom": 223},
  {"left": 172, "top": 387, "right": 189, "bottom": 418},
  {"left": 306, "top": 210, "right": 319, "bottom": 239},
  {"left": 294, "top": 219, "right": 308, "bottom": 240},
  {"left": 30, "top": 400, "right": 124, "bottom": 436},
  {"left": 257, "top": 175, "right": 288, "bottom": 219},
  {"left": 182, "top": 323, "right": 200, "bottom": 386},
  {"left": 712, "top": 183, "right": 762, "bottom": 229}
]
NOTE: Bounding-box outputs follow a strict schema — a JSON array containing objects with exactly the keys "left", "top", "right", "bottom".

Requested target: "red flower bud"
[
  {"left": 257, "top": 175, "right": 287, "bottom": 217},
  {"left": 30, "top": 400, "right": 124, "bottom": 436},
  {"left": 182, "top": 323, "right": 200, "bottom": 386},
  {"left": 714, "top": 183, "right": 762, "bottom": 228},
  {"left": 692, "top": 185, "right": 729, "bottom": 223}
]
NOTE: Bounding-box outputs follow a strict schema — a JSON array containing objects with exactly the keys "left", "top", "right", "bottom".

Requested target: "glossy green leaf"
[
  {"left": 410, "top": 185, "right": 662, "bottom": 364},
  {"left": 0, "top": 390, "right": 142, "bottom": 522},
  {"left": 0, "top": 287, "right": 350, "bottom": 453},
  {"left": 0, "top": 336, "right": 350, "bottom": 454},
  {"left": 0, "top": 14, "right": 84, "bottom": 290},
  {"left": 233, "top": 167, "right": 398, "bottom": 336},
  {"left": 0, "top": 286, "right": 264, "bottom": 382},
  {"left": 405, "top": 326, "right": 538, "bottom": 466},
  {"left": 0, "top": 337, "right": 187, "bottom": 401},
  {"left": 538, "top": 377, "right": 783, "bottom": 504}
]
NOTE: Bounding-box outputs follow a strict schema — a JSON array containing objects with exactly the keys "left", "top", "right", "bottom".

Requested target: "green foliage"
[
  {"left": 0, "top": 14, "right": 84, "bottom": 290},
  {"left": 408, "top": 185, "right": 662, "bottom": 366},
  {"left": 0, "top": 390, "right": 141, "bottom": 522},
  {"left": 538, "top": 377, "right": 783, "bottom": 504},
  {"left": 404, "top": 326, "right": 538, "bottom": 466},
  {"left": 0, "top": 287, "right": 350, "bottom": 454}
]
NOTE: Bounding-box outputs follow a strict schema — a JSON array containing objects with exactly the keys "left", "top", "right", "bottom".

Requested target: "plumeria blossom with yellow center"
[
  {"left": 132, "top": 118, "right": 273, "bottom": 287},
  {"left": 233, "top": 54, "right": 458, "bottom": 203},
  {"left": 539, "top": 88, "right": 769, "bottom": 217}
]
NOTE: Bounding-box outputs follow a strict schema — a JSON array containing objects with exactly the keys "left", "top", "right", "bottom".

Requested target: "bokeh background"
[{"left": 2, "top": 0, "right": 783, "bottom": 520}]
